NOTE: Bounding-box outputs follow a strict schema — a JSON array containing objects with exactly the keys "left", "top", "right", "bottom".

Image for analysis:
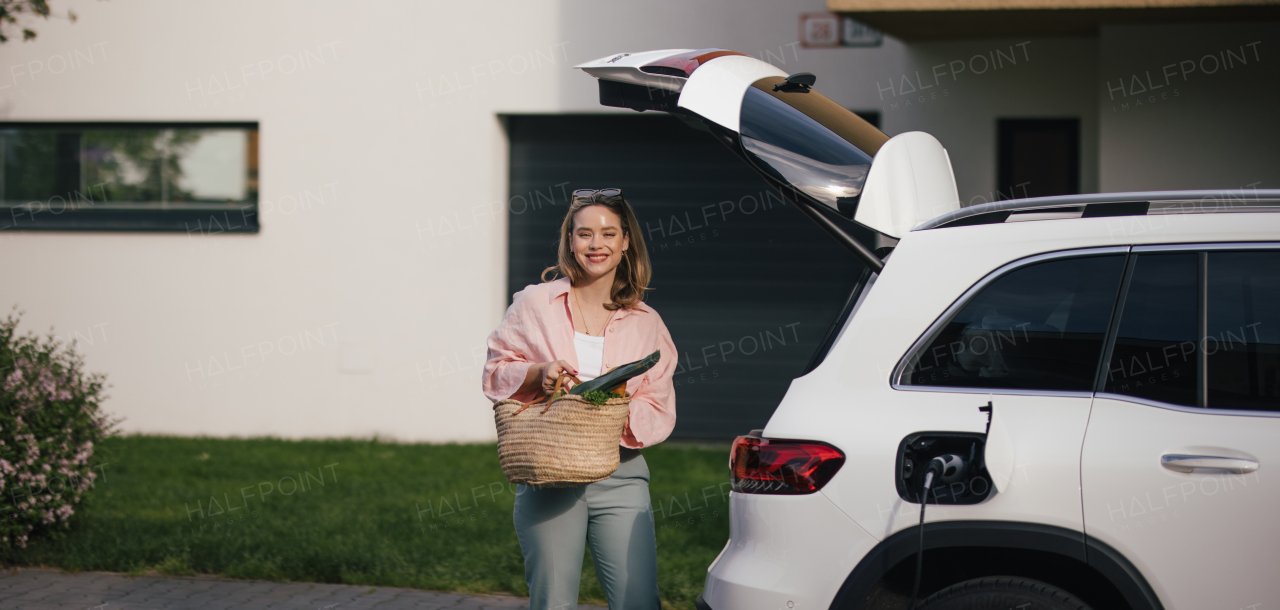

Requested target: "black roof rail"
[{"left": 915, "top": 189, "right": 1280, "bottom": 231}]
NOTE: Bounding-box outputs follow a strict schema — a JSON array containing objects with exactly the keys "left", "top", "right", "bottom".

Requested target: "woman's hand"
[
  {"left": 538, "top": 360, "right": 577, "bottom": 393},
  {"left": 520, "top": 360, "right": 577, "bottom": 396}
]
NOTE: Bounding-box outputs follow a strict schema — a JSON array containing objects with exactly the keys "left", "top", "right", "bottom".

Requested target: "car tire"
[{"left": 915, "top": 576, "right": 1092, "bottom": 610}]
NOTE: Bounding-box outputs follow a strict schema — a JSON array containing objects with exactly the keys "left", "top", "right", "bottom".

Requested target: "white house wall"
[
  {"left": 0, "top": 1, "right": 570, "bottom": 441},
  {"left": 872, "top": 37, "right": 1101, "bottom": 205},
  {"left": 1099, "top": 21, "right": 1280, "bottom": 193}
]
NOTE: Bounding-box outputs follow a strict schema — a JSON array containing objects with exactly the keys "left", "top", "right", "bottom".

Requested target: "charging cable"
[
  {"left": 908, "top": 404, "right": 990, "bottom": 609},
  {"left": 909, "top": 454, "right": 968, "bottom": 610}
]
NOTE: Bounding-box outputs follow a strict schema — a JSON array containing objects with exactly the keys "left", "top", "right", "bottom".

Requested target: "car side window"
[
  {"left": 901, "top": 255, "right": 1125, "bottom": 391},
  {"left": 1103, "top": 253, "right": 1200, "bottom": 406},
  {"left": 1207, "top": 251, "right": 1280, "bottom": 412}
]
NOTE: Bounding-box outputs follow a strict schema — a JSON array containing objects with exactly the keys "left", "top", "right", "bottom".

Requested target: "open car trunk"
[{"left": 576, "top": 48, "right": 962, "bottom": 272}]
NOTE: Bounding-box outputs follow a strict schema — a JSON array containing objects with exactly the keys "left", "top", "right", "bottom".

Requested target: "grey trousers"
[{"left": 512, "top": 447, "right": 660, "bottom": 610}]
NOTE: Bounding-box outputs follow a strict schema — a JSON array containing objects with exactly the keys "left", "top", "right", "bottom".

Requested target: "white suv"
[{"left": 576, "top": 50, "right": 1280, "bottom": 610}]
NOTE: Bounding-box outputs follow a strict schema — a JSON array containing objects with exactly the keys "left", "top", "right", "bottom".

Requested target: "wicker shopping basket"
[{"left": 492, "top": 372, "right": 630, "bottom": 487}]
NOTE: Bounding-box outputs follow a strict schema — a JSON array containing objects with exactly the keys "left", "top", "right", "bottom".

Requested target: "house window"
[
  {"left": 0, "top": 122, "right": 259, "bottom": 233},
  {"left": 996, "top": 118, "right": 1079, "bottom": 200}
]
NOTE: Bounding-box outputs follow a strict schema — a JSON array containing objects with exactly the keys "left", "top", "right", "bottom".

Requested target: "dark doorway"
[
  {"left": 997, "top": 118, "right": 1080, "bottom": 201},
  {"left": 505, "top": 114, "right": 862, "bottom": 440}
]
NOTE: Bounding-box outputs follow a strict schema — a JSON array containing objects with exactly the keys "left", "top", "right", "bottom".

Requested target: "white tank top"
[{"left": 573, "top": 332, "right": 606, "bottom": 382}]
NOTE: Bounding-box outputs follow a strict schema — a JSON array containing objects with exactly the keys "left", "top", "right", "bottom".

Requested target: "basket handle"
[{"left": 512, "top": 371, "right": 582, "bottom": 416}]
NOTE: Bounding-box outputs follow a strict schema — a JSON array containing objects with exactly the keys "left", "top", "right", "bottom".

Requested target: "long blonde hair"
[{"left": 540, "top": 196, "right": 652, "bottom": 310}]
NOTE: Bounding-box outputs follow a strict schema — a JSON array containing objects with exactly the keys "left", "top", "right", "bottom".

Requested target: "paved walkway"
[{"left": 0, "top": 567, "right": 607, "bottom": 610}]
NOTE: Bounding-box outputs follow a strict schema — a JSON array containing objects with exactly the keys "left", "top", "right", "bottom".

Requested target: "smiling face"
[{"left": 571, "top": 204, "right": 630, "bottom": 281}]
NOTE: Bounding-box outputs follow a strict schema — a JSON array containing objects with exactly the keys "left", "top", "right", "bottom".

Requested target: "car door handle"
[{"left": 1160, "top": 454, "right": 1259, "bottom": 474}]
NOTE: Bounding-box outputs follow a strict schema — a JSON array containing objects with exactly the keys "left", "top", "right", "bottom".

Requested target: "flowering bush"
[{"left": 0, "top": 309, "right": 112, "bottom": 548}]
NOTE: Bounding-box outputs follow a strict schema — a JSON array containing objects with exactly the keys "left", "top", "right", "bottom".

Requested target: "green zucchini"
[{"left": 570, "top": 349, "right": 662, "bottom": 395}]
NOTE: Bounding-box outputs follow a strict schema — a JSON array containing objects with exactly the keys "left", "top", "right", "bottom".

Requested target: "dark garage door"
[{"left": 506, "top": 114, "right": 862, "bottom": 440}]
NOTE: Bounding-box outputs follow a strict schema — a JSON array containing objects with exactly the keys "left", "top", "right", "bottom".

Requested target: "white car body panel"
[
  {"left": 676, "top": 56, "right": 787, "bottom": 132},
  {"left": 855, "top": 132, "right": 961, "bottom": 238},
  {"left": 774, "top": 362, "right": 1094, "bottom": 539},
  {"left": 1082, "top": 393, "right": 1280, "bottom": 609},
  {"left": 573, "top": 49, "right": 694, "bottom": 92},
  {"left": 702, "top": 490, "right": 878, "bottom": 610}
]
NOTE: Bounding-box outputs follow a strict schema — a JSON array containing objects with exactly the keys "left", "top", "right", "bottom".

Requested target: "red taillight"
[{"left": 730, "top": 436, "right": 845, "bottom": 495}]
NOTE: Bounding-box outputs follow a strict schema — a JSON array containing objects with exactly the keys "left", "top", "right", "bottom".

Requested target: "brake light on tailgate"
[
  {"left": 730, "top": 435, "right": 845, "bottom": 494},
  {"left": 639, "top": 49, "right": 746, "bottom": 78}
]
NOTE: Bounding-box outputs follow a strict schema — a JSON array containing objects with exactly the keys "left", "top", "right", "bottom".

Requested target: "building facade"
[{"left": 1, "top": 0, "right": 1275, "bottom": 441}]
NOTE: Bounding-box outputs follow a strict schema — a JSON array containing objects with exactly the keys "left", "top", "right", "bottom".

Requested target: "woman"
[{"left": 482, "top": 188, "right": 677, "bottom": 610}]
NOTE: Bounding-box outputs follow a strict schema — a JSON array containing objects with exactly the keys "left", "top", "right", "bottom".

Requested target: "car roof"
[{"left": 914, "top": 189, "right": 1280, "bottom": 231}]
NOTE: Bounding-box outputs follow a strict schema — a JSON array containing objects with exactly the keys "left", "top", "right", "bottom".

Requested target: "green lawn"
[{"left": 2, "top": 435, "right": 733, "bottom": 609}]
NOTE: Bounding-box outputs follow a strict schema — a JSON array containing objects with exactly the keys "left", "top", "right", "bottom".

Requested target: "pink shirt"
[{"left": 482, "top": 277, "right": 678, "bottom": 448}]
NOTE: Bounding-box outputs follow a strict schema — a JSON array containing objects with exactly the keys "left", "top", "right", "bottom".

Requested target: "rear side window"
[
  {"left": 900, "top": 255, "right": 1125, "bottom": 391},
  {"left": 1207, "top": 251, "right": 1280, "bottom": 411},
  {"left": 1103, "top": 253, "right": 1200, "bottom": 406},
  {"left": 1102, "top": 249, "right": 1280, "bottom": 412}
]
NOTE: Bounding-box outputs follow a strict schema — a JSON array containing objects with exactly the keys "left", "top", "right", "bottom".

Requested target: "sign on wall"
[{"left": 799, "top": 12, "right": 883, "bottom": 48}]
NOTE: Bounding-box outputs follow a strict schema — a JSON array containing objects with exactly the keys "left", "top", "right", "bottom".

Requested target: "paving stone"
[
  {"left": 339, "top": 589, "right": 403, "bottom": 609},
  {"left": 255, "top": 584, "right": 322, "bottom": 604},
  {"left": 457, "top": 594, "right": 531, "bottom": 609},
  {"left": 0, "top": 568, "right": 609, "bottom": 610},
  {"left": 11, "top": 585, "right": 65, "bottom": 603},
  {"left": 0, "top": 575, "right": 61, "bottom": 595}
]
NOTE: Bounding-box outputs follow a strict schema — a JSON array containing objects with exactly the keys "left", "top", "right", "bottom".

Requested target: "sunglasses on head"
[{"left": 572, "top": 188, "right": 623, "bottom": 202}]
